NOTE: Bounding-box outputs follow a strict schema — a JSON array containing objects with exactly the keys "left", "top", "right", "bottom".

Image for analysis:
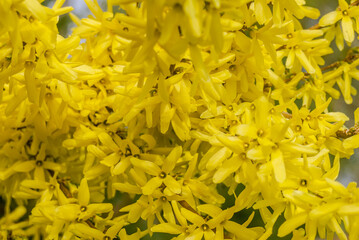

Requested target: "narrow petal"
[
  {"left": 285, "top": 49, "right": 296, "bottom": 69},
  {"left": 197, "top": 204, "right": 222, "bottom": 218},
  {"left": 78, "top": 178, "right": 90, "bottom": 206},
  {"left": 224, "top": 221, "right": 258, "bottom": 240},
  {"left": 206, "top": 147, "right": 231, "bottom": 171},
  {"left": 215, "top": 225, "right": 224, "bottom": 240},
  {"left": 319, "top": 11, "right": 342, "bottom": 26},
  {"left": 181, "top": 208, "right": 205, "bottom": 226},
  {"left": 163, "top": 175, "right": 182, "bottom": 194},
  {"left": 295, "top": 49, "right": 315, "bottom": 74},
  {"left": 151, "top": 223, "right": 183, "bottom": 234},
  {"left": 72, "top": 223, "right": 104, "bottom": 240},
  {"left": 338, "top": 204, "right": 359, "bottom": 215},
  {"left": 100, "top": 152, "right": 120, "bottom": 167},
  {"left": 98, "top": 132, "right": 119, "bottom": 152},
  {"left": 87, "top": 203, "right": 113, "bottom": 214},
  {"left": 342, "top": 16, "right": 354, "bottom": 43},
  {"left": 343, "top": 134, "right": 359, "bottom": 149},
  {"left": 34, "top": 167, "right": 45, "bottom": 181},
  {"left": 213, "top": 155, "right": 242, "bottom": 183},
  {"left": 130, "top": 158, "right": 162, "bottom": 176},
  {"left": 113, "top": 158, "right": 131, "bottom": 175},
  {"left": 163, "top": 146, "right": 182, "bottom": 173},
  {"left": 278, "top": 212, "right": 307, "bottom": 237},
  {"left": 13, "top": 161, "right": 36, "bottom": 172},
  {"left": 56, "top": 204, "right": 79, "bottom": 221},
  {"left": 272, "top": 149, "right": 286, "bottom": 183},
  {"left": 142, "top": 177, "right": 163, "bottom": 195},
  {"left": 163, "top": 201, "right": 176, "bottom": 224},
  {"left": 106, "top": 222, "right": 125, "bottom": 238}
]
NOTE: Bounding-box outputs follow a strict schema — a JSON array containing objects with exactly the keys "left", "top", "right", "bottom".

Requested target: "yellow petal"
[
  {"left": 319, "top": 11, "right": 342, "bottom": 26},
  {"left": 206, "top": 147, "right": 231, "bottom": 171},
  {"left": 183, "top": 0, "right": 201, "bottom": 37},
  {"left": 142, "top": 177, "right": 163, "bottom": 195},
  {"left": 254, "top": 0, "right": 272, "bottom": 25},
  {"left": 113, "top": 182, "right": 142, "bottom": 194},
  {"left": 294, "top": 48, "right": 315, "bottom": 74},
  {"left": 163, "top": 175, "right": 182, "bottom": 194},
  {"left": 278, "top": 212, "right": 307, "bottom": 237},
  {"left": 78, "top": 178, "right": 90, "bottom": 206},
  {"left": 224, "top": 221, "right": 259, "bottom": 240},
  {"left": 151, "top": 223, "right": 183, "bottom": 234},
  {"left": 343, "top": 134, "right": 359, "bottom": 149},
  {"left": 271, "top": 149, "right": 286, "bottom": 183},
  {"left": 98, "top": 132, "right": 119, "bottom": 152},
  {"left": 181, "top": 207, "right": 205, "bottom": 226},
  {"left": 163, "top": 146, "right": 182, "bottom": 173},
  {"left": 100, "top": 152, "right": 120, "bottom": 167},
  {"left": 213, "top": 155, "right": 242, "bottom": 183},
  {"left": 338, "top": 204, "right": 359, "bottom": 215},
  {"left": 71, "top": 223, "right": 104, "bottom": 240},
  {"left": 56, "top": 204, "right": 79, "bottom": 221},
  {"left": 342, "top": 16, "right": 354, "bottom": 43},
  {"left": 13, "top": 161, "right": 36, "bottom": 172},
  {"left": 130, "top": 158, "right": 162, "bottom": 176}
]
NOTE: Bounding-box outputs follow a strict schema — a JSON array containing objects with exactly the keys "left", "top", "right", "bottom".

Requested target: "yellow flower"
[
  {"left": 55, "top": 178, "right": 113, "bottom": 222},
  {"left": 130, "top": 146, "right": 182, "bottom": 195},
  {"left": 319, "top": 0, "right": 359, "bottom": 44}
]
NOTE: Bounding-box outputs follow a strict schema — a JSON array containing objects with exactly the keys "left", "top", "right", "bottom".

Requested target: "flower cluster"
[{"left": 2, "top": 0, "right": 359, "bottom": 239}]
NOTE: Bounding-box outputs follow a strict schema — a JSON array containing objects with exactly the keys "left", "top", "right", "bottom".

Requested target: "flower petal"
[
  {"left": 163, "top": 146, "right": 182, "bottom": 173},
  {"left": 342, "top": 16, "right": 354, "bottom": 43},
  {"left": 78, "top": 178, "right": 90, "bottom": 206},
  {"left": 278, "top": 212, "right": 307, "bottom": 237},
  {"left": 319, "top": 11, "right": 342, "bottom": 26},
  {"left": 56, "top": 204, "right": 79, "bottom": 221},
  {"left": 271, "top": 149, "right": 286, "bottom": 183},
  {"left": 151, "top": 223, "right": 183, "bottom": 234},
  {"left": 142, "top": 177, "right": 163, "bottom": 195},
  {"left": 164, "top": 175, "right": 182, "bottom": 194}
]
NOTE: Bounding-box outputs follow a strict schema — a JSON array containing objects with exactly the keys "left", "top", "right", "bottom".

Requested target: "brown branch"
[
  {"left": 350, "top": 0, "right": 359, "bottom": 7},
  {"left": 309, "top": 24, "right": 321, "bottom": 30},
  {"left": 336, "top": 123, "right": 359, "bottom": 139},
  {"left": 320, "top": 62, "right": 340, "bottom": 71},
  {"left": 58, "top": 178, "right": 73, "bottom": 198}
]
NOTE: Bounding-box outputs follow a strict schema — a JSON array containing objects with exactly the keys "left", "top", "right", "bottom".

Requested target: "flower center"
[
  {"left": 300, "top": 179, "right": 307, "bottom": 187},
  {"left": 159, "top": 171, "right": 167, "bottom": 179},
  {"left": 201, "top": 224, "right": 210, "bottom": 231},
  {"left": 229, "top": 64, "right": 236, "bottom": 72},
  {"left": 36, "top": 160, "right": 43, "bottom": 167},
  {"left": 342, "top": 10, "right": 349, "bottom": 16},
  {"left": 257, "top": 129, "right": 264, "bottom": 137},
  {"left": 80, "top": 206, "right": 87, "bottom": 212},
  {"left": 295, "top": 125, "right": 302, "bottom": 132}
]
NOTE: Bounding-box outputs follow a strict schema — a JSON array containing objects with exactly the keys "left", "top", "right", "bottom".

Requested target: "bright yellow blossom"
[{"left": 3, "top": 0, "right": 359, "bottom": 239}]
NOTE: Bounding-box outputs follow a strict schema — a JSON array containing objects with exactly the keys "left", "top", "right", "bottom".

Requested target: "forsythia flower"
[{"left": 2, "top": 0, "right": 359, "bottom": 239}]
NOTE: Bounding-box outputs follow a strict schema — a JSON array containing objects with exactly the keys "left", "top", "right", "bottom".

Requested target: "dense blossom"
[{"left": 2, "top": 0, "right": 359, "bottom": 239}]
